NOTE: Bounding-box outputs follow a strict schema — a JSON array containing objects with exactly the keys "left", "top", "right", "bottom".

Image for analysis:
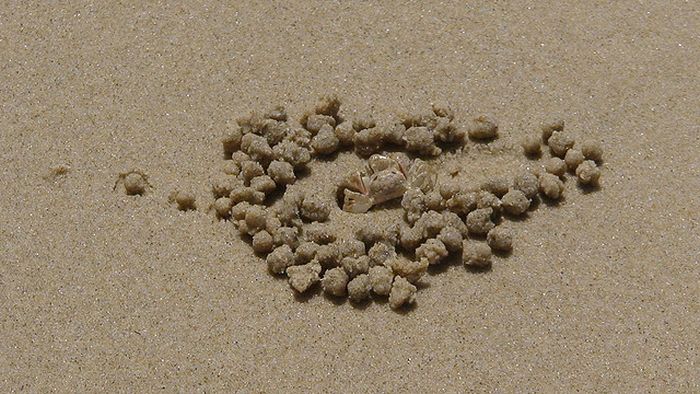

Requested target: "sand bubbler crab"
[{"left": 339, "top": 152, "right": 436, "bottom": 213}]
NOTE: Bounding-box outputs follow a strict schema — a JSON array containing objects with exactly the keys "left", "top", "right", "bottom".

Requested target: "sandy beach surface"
[{"left": 1, "top": 1, "right": 698, "bottom": 392}]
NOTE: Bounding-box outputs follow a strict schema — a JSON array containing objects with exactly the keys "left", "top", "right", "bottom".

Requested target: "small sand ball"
[
  {"left": 404, "top": 126, "right": 441, "bottom": 156},
  {"left": 462, "top": 241, "right": 492, "bottom": 268},
  {"left": 230, "top": 186, "right": 265, "bottom": 205},
  {"left": 466, "top": 208, "right": 495, "bottom": 235},
  {"left": 416, "top": 239, "right": 449, "bottom": 265},
  {"left": 340, "top": 255, "right": 369, "bottom": 278},
  {"left": 357, "top": 224, "right": 399, "bottom": 247},
  {"left": 401, "top": 188, "right": 427, "bottom": 224},
  {"left": 389, "top": 276, "right": 417, "bottom": 310},
  {"left": 352, "top": 114, "right": 376, "bottom": 131},
  {"left": 468, "top": 115, "right": 498, "bottom": 140},
  {"left": 300, "top": 195, "right": 331, "bottom": 222},
  {"left": 267, "top": 160, "right": 296, "bottom": 186},
  {"left": 321, "top": 267, "right": 349, "bottom": 297},
  {"left": 272, "top": 226, "right": 300, "bottom": 249},
  {"left": 230, "top": 151, "right": 251, "bottom": 166},
  {"left": 487, "top": 227, "right": 513, "bottom": 252},
  {"left": 286, "top": 262, "right": 321, "bottom": 293},
  {"left": 222, "top": 127, "right": 243, "bottom": 158},
  {"left": 353, "top": 127, "right": 385, "bottom": 157},
  {"left": 311, "top": 124, "right": 340, "bottom": 155},
  {"left": 123, "top": 172, "right": 147, "bottom": 196},
  {"left": 481, "top": 177, "right": 510, "bottom": 198},
  {"left": 267, "top": 244, "right": 295, "bottom": 275},
  {"left": 434, "top": 117, "right": 464, "bottom": 143},
  {"left": 544, "top": 157, "right": 567, "bottom": 177},
  {"left": 541, "top": 119, "right": 564, "bottom": 143},
  {"left": 369, "top": 266, "right": 393, "bottom": 296},
  {"left": 446, "top": 191, "right": 478, "bottom": 216},
  {"left": 334, "top": 121, "right": 356, "bottom": 146},
  {"left": 442, "top": 211, "right": 469, "bottom": 237},
  {"left": 414, "top": 210, "right": 445, "bottom": 239},
  {"left": 548, "top": 131, "right": 575, "bottom": 158},
  {"left": 250, "top": 175, "right": 277, "bottom": 194},
  {"left": 539, "top": 173, "right": 565, "bottom": 200},
  {"left": 501, "top": 189, "right": 530, "bottom": 216},
  {"left": 399, "top": 226, "right": 423, "bottom": 251},
  {"left": 424, "top": 190, "right": 444, "bottom": 211},
  {"left": 265, "top": 215, "right": 282, "bottom": 235},
  {"left": 252, "top": 230, "right": 275, "bottom": 254},
  {"left": 295, "top": 241, "right": 319, "bottom": 265},
  {"left": 316, "top": 243, "right": 341, "bottom": 269},
  {"left": 576, "top": 160, "right": 601, "bottom": 185},
  {"left": 305, "top": 114, "right": 336, "bottom": 133},
  {"left": 564, "top": 149, "right": 585, "bottom": 172},
  {"left": 439, "top": 181, "right": 462, "bottom": 200},
  {"left": 521, "top": 134, "right": 542, "bottom": 157},
  {"left": 213, "top": 197, "right": 232, "bottom": 219},
  {"left": 221, "top": 161, "right": 240, "bottom": 176},
  {"left": 240, "top": 160, "right": 265, "bottom": 183},
  {"left": 581, "top": 140, "right": 604, "bottom": 162},
  {"left": 304, "top": 223, "right": 336, "bottom": 245},
  {"left": 230, "top": 201, "right": 251, "bottom": 221},
  {"left": 368, "top": 242, "right": 397, "bottom": 267},
  {"left": 273, "top": 140, "right": 311, "bottom": 169},
  {"left": 347, "top": 274, "right": 371, "bottom": 302},
  {"left": 211, "top": 174, "right": 241, "bottom": 199},
  {"left": 171, "top": 190, "right": 196, "bottom": 211},
  {"left": 476, "top": 190, "right": 502, "bottom": 214},
  {"left": 241, "top": 133, "right": 274, "bottom": 163},
  {"left": 336, "top": 238, "right": 366, "bottom": 259},
  {"left": 265, "top": 105, "right": 288, "bottom": 121},
  {"left": 512, "top": 171, "right": 539, "bottom": 199},
  {"left": 385, "top": 257, "right": 428, "bottom": 284},
  {"left": 437, "top": 226, "right": 463, "bottom": 252},
  {"left": 245, "top": 205, "right": 268, "bottom": 234}
]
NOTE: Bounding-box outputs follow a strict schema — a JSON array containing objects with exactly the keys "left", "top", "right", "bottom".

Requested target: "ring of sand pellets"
[{"left": 199, "top": 96, "right": 605, "bottom": 312}]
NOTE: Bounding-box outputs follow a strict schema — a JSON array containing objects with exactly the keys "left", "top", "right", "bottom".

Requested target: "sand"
[{"left": 1, "top": 1, "right": 698, "bottom": 392}]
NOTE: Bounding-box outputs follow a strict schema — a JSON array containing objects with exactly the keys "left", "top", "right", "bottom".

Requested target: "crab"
[{"left": 340, "top": 152, "right": 436, "bottom": 213}]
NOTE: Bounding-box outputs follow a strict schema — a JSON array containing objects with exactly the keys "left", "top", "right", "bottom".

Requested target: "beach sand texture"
[{"left": 1, "top": 1, "right": 698, "bottom": 392}]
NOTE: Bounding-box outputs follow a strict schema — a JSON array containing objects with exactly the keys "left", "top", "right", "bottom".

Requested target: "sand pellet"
[
  {"left": 342, "top": 255, "right": 370, "bottom": 278},
  {"left": 300, "top": 195, "right": 331, "bottom": 222},
  {"left": 252, "top": 230, "right": 275, "bottom": 254},
  {"left": 481, "top": 177, "right": 510, "bottom": 198},
  {"left": 171, "top": 190, "right": 196, "bottom": 211},
  {"left": 347, "top": 274, "right": 372, "bottom": 302},
  {"left": 512, "top": 171, "right": 539, "bottom": 199},
  {"left": 564, "top": 149, "right": 585, "bottom": 172},
  {"left": 369, "top": 266, "right": 394, "bottom": 296},
  {"left": 416, "top": 238, "right": 449, "bottom": 265},
  {"left": 539, "top": 173, "right": 565, "bottom": 200},
  {"left": 123, "top": 172, "right": 148, "bottom": 196},
  {"left": 368, "top": 242, "right": 397, "bottom": 267},
  {"left": 466, "top": 208, "right": 495, "bottom": 235},
  {"left": 548, "top": 131, "right": 575, "bottom": 158},
  {"left": 468, "top": 115, "right": 498, "bottom": 140},
  {"left": 286, "top": 262, "right": 321, "bottom": 293},
  {"left": 501, "top": 189, "right": 530, "bottom": 216},
  {"left": 487, "top": 227, "right": 513, "bottom": 252},
  {"left": 437, "top": 226, "right": 463, "bottom": 252},
  {"left": 294, "top": 241, "right": 319, "bottom": 265},
  {"left": 389, "top": 276, "right": 417, "bottom": 309},
  {"left": 213, "top": 197, "right": 232, "bottom": 219},
  {"left": 541, "top": 119, "right": 564, "bottom": 143},
  {"left": 581, "top": 140, "right": 604, "bottom": 162},
  {"left": 321, "top": 267, "right": 349, "bottom": 297},
  {"left": 576, "top": 160, "right": 601, "bottom": 185},
  {"left": 521, "top": 134, "right": 542, "bottom": 156},
  {"left": 385, "top": 256, "right": 428, "bottom": 284},
  {"left": 267, "top": 244, "right": 295, "bottom": 275},
  {"left": 544, "top": 157, "right": 567, "bottom": 177},
  {"left": 462, "top": 241, "right": 492, "bottom": 268}
]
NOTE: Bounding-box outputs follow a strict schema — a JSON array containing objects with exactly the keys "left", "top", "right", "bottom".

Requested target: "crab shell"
[{"left": 342, "top": 154, "right": 435, "bottom": 213}]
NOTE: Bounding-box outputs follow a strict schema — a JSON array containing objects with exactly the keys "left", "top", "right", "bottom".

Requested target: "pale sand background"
[{"left": 1, "top": 1, "right": 698, "bottom": 392}]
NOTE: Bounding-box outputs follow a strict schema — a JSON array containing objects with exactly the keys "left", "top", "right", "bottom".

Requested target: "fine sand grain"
[{"left": 1, "top": 1, "right": 698, "bottom": 392}]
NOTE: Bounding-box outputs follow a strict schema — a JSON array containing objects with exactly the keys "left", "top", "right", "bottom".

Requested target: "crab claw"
[
  {"left": 407, "top": 159, "right": 436, "bottom": 193},
  {"left": 341, "top": 172, "right": 368, "bottom": 195},
  {"left": 343, "top": 190, "right": 374, "bottom": 213}
]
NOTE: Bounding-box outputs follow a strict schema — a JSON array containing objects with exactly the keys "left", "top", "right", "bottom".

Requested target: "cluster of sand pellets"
[{"left": 116, "top": 96, "right": 604, "bottom": 311}]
